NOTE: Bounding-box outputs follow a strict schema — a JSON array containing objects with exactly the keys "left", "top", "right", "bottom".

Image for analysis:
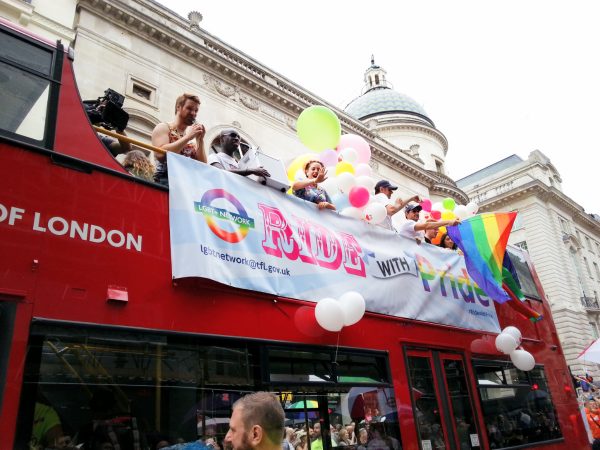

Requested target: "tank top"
[{"left": 154, "top": 123, "right": 197, "bottom": 183}]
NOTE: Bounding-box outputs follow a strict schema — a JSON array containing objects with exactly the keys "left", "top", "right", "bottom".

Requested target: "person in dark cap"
[
  {"left": 374, "top": 180, "right": 420, "bottom": 231},
  {"left": 398, "top": 202, "right": 460, "bottom": 244}
]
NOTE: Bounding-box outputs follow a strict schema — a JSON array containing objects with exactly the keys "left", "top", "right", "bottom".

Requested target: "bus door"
[{"left": 406, "top": 349, "right": 481, "bottom": 450}]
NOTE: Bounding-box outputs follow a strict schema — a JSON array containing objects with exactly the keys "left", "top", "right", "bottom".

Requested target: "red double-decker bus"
[{"left": 0, "top": 18, "right": 589, "bottom": 450}]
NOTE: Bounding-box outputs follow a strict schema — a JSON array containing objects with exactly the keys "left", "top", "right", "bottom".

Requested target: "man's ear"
[{"left": 250, "top": 424, "right": 264, "bottom": 446}]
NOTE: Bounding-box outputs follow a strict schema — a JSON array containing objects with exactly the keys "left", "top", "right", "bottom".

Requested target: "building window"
[
  {"left": 435, "top": 159, "right": 444, "bottom": 174},
  {"left": 586, "top": 236, "right": 593, "bottom": 252},
  {"left": 570, "top": 248, "right": 586, "bottom": 296},
  {"left": 514, "top": 241, "right": 528, "bottom": 251},
  {"left": 126, "top": 75, "right": 157, "bottom": 108},
  {"left": 558, "top": 216, "right": 570, "bottom": 234},
  {"left": 594, "top": 262, "right": 600, "bottom": 280},
  {"left": 576, "top": 230, "right": 582, "bottom": 243},
  {"left": 585, "top": 257, "right": 593, "bottom": 278},
  {"left": 591, "top": 322, "right": 599, "bottom": 339}
]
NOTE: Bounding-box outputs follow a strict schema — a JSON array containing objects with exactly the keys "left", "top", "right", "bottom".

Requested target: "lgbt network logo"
[{"left": 194, "top": 189, "right": 255, "bottom": 243}]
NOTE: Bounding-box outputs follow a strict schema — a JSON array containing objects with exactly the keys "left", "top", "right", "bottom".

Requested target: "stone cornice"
[{"left": 473, "top": 180, "right": 600, "bottom": 232}]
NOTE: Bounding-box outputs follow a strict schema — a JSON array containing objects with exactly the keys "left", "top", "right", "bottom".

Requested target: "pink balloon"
[
  {"left": 319, "top": 149, "right": 338, "bottom": 167},
  {"left": 337, "top": 134, "right": 371, "bottom": 164},
  {"left": 348, "top": 186, "right": 370, "bottom": 208},
  {"left": 420, "top": 199, "right": 432, "bottom": 212},
  {"left": 430, "top": 210, "right": 441, "bottom": 220}
]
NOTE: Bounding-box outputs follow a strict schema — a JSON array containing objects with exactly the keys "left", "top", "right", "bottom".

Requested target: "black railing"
[{"left": 581, "top": 296, "right": 600, "bottom": 309}]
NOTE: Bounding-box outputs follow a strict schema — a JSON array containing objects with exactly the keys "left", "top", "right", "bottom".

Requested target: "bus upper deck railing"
[{"left": 93, "top": 126, "right": 167, "bottom": 155}]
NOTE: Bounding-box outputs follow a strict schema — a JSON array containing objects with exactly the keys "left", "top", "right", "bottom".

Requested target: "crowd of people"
[
  {"left": 29, "top": 390, "right": 404, "bottom": 450},
  {"left": 279, "top": 420, "right": 399, "bottom": 450}
]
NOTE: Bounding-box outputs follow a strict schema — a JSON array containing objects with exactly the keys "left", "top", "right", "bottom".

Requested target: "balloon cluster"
[
  {"left": 495, "top": 326, "right": 536, "bottom": 371},
  {"left": 292, "top": 106, "right": 391, "bottom": 223},
  {"left": 315, "top": 292, "right": 366, "bottom": 332},
  {"left": 420, "top": 197, "right": 479, "bottom": 244}
]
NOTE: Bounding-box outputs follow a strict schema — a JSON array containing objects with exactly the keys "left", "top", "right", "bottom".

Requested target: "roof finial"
[{"left": 371, "top": 54, "right": 375, "bottom": 66}]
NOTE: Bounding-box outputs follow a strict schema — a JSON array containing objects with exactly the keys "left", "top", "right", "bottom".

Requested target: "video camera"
[{"left": 84, "top": 88, "right": 129, "bottom": 131}]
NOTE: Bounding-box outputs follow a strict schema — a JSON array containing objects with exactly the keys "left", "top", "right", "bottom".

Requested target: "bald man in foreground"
[{"left": 224, "top": 392, "right": 285, "bottom": 450}]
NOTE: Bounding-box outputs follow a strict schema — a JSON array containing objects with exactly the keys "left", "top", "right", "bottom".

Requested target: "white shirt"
[
  {"left": 398, "top": 220, "right": 424, "bottom": 241},
  {"left": 377, "top": 197, "right": 395, "bottom": 231},
  {"left": 208, "top": 152, "right": 239, "bottom": 170}
]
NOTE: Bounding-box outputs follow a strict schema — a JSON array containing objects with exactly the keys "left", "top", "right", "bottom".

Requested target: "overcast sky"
[{"left": 162, "top": 0, "right": 599, "bottom": 213}]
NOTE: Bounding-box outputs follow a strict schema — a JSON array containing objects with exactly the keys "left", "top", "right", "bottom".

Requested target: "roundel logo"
[{"left": 194, "top": 189, "right": 255, "bottom": 243}]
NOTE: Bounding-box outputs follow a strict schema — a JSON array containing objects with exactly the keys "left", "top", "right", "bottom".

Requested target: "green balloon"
[
  {"left": 442, "top": 197, "right": 456, "bottom": 211},
  {"left": 296, "top": 105, "right": 341, "bottom": 152}
]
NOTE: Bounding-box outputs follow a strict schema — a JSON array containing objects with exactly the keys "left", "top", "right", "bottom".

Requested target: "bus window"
[
  {"left": 16, "top": 323, "right": 402, "bottom": 450},
  {"left": 0, "top": 26, "right": 57, "bottom": 146},
  {"left": 505, "top": 247, "right": 541, "bottom": 301},
  {"left": 474, "top": 361, "right": 562, "bottom": 447},
  {"left": 0, "top": 301, "right": 17, "bottom": 411}
]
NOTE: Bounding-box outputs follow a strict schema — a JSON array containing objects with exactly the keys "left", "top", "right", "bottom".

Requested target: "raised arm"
[
  {"left": 414, "top": 218, "right": 460, "bottom": 232},
  {"left": 387, "top": 194, "right": 421, "bottom": 216},
  {"left": 152, "top": 123, "right": 206, "bottom": 160}
]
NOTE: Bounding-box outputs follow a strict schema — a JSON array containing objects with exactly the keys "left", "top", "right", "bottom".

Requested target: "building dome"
[
  {"left": 345, "top": 87, "right": 428, "bottom": 120},
  {"left": 344, "top": 57, "right": 432, "bottom": 125}
]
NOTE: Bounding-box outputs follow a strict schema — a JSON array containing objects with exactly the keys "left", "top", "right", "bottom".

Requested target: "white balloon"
[
  {"left": 502, "top": 326, "right": 522, "bottom": 344},
  {"left": 337, "top": 172, "right": 357, "bottom": 193},
  {"left": 454, "top": 205, "right": 469, "bottom": 220},
  {"left": 340, "top": 147, "right": 358, "bottom": 164},
  {"left": 340, "top": 291, "right": 366, "bottom": 326},
  {"left": 466, "top": 201, "right": 479, "bottom": 215},
  {"left": 495, "top": 333, "right": 518, "bottom": 354},
  {"left": 340, "top": 207, "right": 365, "bottom": 220},
  {"left": 364, "top": 202, "right": 387, "bottom": 224},
  {"left": 294, "top": 169, "right": 305, "bottom": 181},
  {"left": 315, "top": 298, "right": 344, "bottom": 332},
  {"left": 354, "top": 163, "right": 372, "bottom": 177},
  {"left": 320, "top": 176, "right": 339, "bottom": 196},
  {"left": 431, "top": 202, "right": 443, "bottom": 213},
  {"left": 510, "top": 349, "right": 536, "bottom": 371},
  {"left": 374, "top": 193, "right": 389, "bottom": 204},
  {"left": 355, "top": 175, "right": 376, "bottom": 191}
]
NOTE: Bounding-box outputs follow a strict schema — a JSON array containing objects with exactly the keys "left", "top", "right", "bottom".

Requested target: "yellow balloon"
[
  {"left": 287, "top": 153, "right": 318, "bottom": 181},
  {"left": 335, "top": 161, "right": 355, "bottom": 176},
  {"left": 439, "top": 226, "right": 447, "bottom": 235},
  {"left": 441, "top": 211, "right": 456, "bottom": 221}
]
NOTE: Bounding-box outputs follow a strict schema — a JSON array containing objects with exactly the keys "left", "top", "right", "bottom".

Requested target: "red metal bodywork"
[{"left": 0, "top": 29, "right": 588, "bottom": 450}]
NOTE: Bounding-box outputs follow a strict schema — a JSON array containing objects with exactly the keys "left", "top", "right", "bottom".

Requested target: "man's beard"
[
  {"left": 184, "top": 115, "right": 195, "bottom": 126},
  {"left": 233, "top": 433, "right": 253, "bottom": 450}
]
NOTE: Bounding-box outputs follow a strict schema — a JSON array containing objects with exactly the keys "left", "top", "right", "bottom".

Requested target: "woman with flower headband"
[{"left": 292, "top": 160, "right": 336, "bottom": 210}]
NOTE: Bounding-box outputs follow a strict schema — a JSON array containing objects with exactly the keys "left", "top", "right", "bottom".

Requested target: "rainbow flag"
[{"left": 447, "top": 212, "right": 516, "bottom": 303}]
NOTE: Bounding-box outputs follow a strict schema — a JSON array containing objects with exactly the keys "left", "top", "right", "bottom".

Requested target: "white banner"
[{"left": 168, "top": 153, "right": 500, "bottom": 333}]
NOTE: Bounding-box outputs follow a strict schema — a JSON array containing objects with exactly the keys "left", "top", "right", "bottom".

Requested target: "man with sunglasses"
[{"left": 209, "top": 129, "right": 270, "bottom": 178}]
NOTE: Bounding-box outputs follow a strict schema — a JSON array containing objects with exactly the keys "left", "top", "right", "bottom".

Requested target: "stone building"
[
  {"left": 457, "top": 150, "right": 600, "bottom": 375},
  {"left": 0, "top": 0, "right": 467, "bottom": 227}
]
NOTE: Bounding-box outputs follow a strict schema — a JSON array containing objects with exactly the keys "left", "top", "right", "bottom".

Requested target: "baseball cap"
[
  {"left": 374, "top": 180, "right": 398, "bottom": 192},
  {"left": 405, "top": 203, "right": 423, "bottom": 213}
]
